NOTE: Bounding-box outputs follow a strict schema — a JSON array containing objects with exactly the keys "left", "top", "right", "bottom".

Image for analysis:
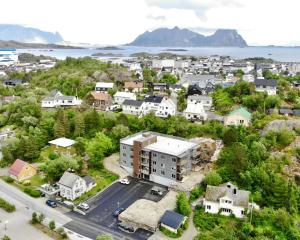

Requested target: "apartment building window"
[
  {"left": 153, "top": 153, "right": 157, "bottom": 157},
  {"left": 172, "top": 166, "right": 176, "bottom": 171},
  {"left": 221, "top": 208, "right": 232, "bottom": 213},
  {"left": 123, "top": 160, "right": 127, "bottom": 164},
  {"left": 130, "top": 147, "right": 133, "bottom": 151},
  {"left": 131, "top": 162, "right": 133, "bottom": 166},
  {"left": 153, "top": 161, "right": 156, "bottom": 165},
  {"left": 241, "top": 210, "right": 245, "bottom": 215},
  {"left": 172, "top": 174, "right": 176, "bottom": 178},
  {"left": 206, "top": 205, "right": 211, "bottom": 210},
  {"left": 161, "top": 163, "right": 165, "bottom": 168},
  {"left": 123, "top": 153, "right": 126, "bottom": 157},
  {"left": 172, "top": 158, "right": 176, "bottom": 163},
  {"left": 122, "top": 146, "right": 126, "bottom": 150},
  {"left": 161, "top": 170, "right": 165, "bottom": 175},
  {"left": 153, "top": 169, "right": 156, "bottom": 173}
]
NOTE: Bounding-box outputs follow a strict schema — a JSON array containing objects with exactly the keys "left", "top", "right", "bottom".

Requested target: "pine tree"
[
  {"left": 54, "top": 109, "right": 70, "bottom": 138},
  {"left": 74, "top": 114, "right": 85, "bottom": 137}
]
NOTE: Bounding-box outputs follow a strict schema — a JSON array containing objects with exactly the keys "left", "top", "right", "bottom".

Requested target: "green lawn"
[{"left": 74, "top": 168, "right": 118, "bottom": 204}]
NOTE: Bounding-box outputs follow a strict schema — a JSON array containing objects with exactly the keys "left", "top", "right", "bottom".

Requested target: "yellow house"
[{"left": 9, "top": 159, "right": 37, "bottom": 181}]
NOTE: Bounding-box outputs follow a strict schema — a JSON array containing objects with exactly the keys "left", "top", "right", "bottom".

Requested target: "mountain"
[
  {"left": 128, "top": 27, "right": 247, "bottom": 47},
  {"left": 0, "top": 40, "right": 82, "bottom": 49},
  {"left": 0, "top": 24, "right": 63, "bottom": 44}
]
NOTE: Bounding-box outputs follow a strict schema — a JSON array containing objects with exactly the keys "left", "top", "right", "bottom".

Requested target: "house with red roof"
[{"left": 9, "top": 159, "right": 37, "bottom": 181}]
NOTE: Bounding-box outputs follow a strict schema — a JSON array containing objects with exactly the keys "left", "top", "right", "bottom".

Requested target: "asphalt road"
[{"left": 66, "top": 178, "right": 167, "bottom": 240}]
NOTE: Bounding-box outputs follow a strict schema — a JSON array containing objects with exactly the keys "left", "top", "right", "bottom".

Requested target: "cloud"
[
  {"left": 145, "top": 0, "right": 243, "bottom": 18},
  {"left": 147, "top": 14, "right": 166, "bottom": 21}
]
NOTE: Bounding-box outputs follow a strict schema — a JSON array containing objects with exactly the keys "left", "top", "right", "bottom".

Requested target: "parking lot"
[{"left": 65, "top": 177, "right": 168, "bottom": 240}]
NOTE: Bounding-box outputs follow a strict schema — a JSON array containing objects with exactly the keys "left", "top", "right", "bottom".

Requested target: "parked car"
[
  {"left": 150, "top": 186, "right": 163, "bottom": 196},
  {"left": 46, "top": 199, "right": 57, "bottom": 208},
  {"left": 63, "top": 201, "right": 74, "bottom": 208},
  {"left": 78, "top": 202, "right": 89, "bottom": 211},
  {"left": 106, "top": 104, "right": 121, "bottom": 112},
  {"left": 113, "top": 207, "right": 125, "bottom": 217},
  {"left": 119, "top": 178, "right": 130, "bottom": 185},
  {"left": 117, "top": 222, "right": 135, "bottom": 233}
]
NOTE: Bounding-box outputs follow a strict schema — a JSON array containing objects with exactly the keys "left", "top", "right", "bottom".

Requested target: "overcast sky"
[{"left": 1, "top": 0, "right": 300, "bottom": 46}]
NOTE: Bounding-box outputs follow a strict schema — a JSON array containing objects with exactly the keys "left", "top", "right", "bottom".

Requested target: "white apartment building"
[{"left": 152, "top": 59, "right": 175, "bottom": 69}]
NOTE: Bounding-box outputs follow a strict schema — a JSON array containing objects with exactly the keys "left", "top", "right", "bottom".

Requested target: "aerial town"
[
  {"left": 0, "top": 43, "right": 299, "bottom": 240},
  {"left": 5, "top": 2, "right": 300, "bottom": 240}
]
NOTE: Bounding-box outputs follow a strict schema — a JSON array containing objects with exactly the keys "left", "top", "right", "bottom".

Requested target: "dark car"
[
  {"left": 150, "top": 186, "right": 163, "bottom": 196},
  {"left": 46, "top": 199, "right": 57, "bottom": 208},
  {"left": 113, "top": 207, "right": 125, "bottom": 217},
  {"left": 117, "top": 222, "right": 135, "bottom": 233}
]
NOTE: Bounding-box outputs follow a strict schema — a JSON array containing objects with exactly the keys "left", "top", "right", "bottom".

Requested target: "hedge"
[
  {"left": 0, "top": 197, "right": 16, "bottom": 212},
  {"left": 24, "top": 187, "right": 41, "bottom": 198}
]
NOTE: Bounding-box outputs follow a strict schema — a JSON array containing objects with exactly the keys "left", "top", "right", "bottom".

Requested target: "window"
[
  {"left": 153, "top": 161, "right": 156, "bottom": 165},
  {"left": 161, "top": 163, "right": 165, "bottom": 168},
  {"left": 172, "top": 174, "right": 176, "bottom": 178},
  {"left": 123, "top": 160, "right": 127, "bottom": 164},
  {"left": 206, "top": 205, "right": 211, "bottom": 210},
  {"left": 240, "top": 120, "right": 244, "bottom": 124},
  {"left": 172, "top": 166, "right": 176, "bottom": 171},
  {"left": 153, "top": 169, "right": 156, "bottom": 173},
  {"left": 122, "top": 146, "right": 126, "bottom": 150},
  {"left": 123, "top": 153, "right": 126, "bottom": 157},
  {"left": 221, "top": 208, "right": 232, "bottom": 213},
  {"left": 153, "top": 153, "right": 157, "bottom": 157},
  {"left": 161, "top": 170, "right": 165, "bottom": 175},
  {"left": 241, "top": 210, "right": 245, "bottom": 215}
]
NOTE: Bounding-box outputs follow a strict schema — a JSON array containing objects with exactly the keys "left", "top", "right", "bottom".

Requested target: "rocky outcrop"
[{"left": 263, "top": 120, "right": 300, "bottom": 135}]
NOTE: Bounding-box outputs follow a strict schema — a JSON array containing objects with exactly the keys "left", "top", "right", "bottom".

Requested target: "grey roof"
[
  {"left": 144, "top": 95, "right": 164, "bottom": 103},
  {"left": 293, "top": 109, "right": 300, "bottom": 116},
  {"left": 206, "top": 111, "right": 224, "bottom": 122},
  {"left": 168, "top": 84, "right": 182, "bottom": 89},
  {"left": 205, "top": 182, "right": 249, "bottom": 208},
  {"left": 82, "top": 176, "right": 95, "bottom": 185},
  {"left": 188, "top": 95, "right": 212, "bottom": 101},
  {"left": 58, "top": 172, "right": 80, "bottom": 188},
  {"left": 57, "top": 96, "right": 76, "bottom": 101},
  {"left": 160, "top": 210, "right": 185, "bottom": 230},
  {"left": 279, "top": 108, "right": 293, "bottom": 115},
  {"left": 255, "top": 79, "right": 277, "bottom": 87},
  {"left": 123, "top": 99, "right": 143, "bottom": 107},
  {"left": 42, "top": 97, "right": 54, "bottom": 101},
  {"left": 182, "top": 74, "right": 218, "bottom": 85}
]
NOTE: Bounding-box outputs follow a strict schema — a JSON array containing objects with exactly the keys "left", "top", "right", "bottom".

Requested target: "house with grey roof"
[
  {"left": 203, "top": 182, "right": 258, "bottom": 218},
  {"left": 122, "top": 99, "right": 144, "bottom": 116},
  {"left": 42, "top": 94, "right": 82, "bottom": 108},
  {"left": 255, "top": 79, "right": 277, "bottom": 95},
  {"left": 58, "top": 172, "right": 95, "bottom": 200},
  {"left": 160, "top": 210, "right": 186, "bottom": 234}
]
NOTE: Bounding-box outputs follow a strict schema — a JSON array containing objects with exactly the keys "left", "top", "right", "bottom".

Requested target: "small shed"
[
  {"left": 160, "top": 210, "right": 186, "bottom": 233},
  {"left": 48, "top": 137, "right": 76, "bottom": 155}
]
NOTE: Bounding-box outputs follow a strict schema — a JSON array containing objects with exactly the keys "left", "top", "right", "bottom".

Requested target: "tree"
[
  {"left": 31, "top": 212, "right": 38, "bottom": 224},
  {"left": 49, "top": 220, "right": 56, "bottom": 230},
  {"left": 74, "top": 114, "right": 85, "bottom": 137},
  {"left": 38, "top": 213, "right": 45, "bottom": 224},
  {"left": 223, "top": 127, "right": 239, "bottom": 146},
  {"left": 86, "top": 132, "right": 113, "bottom": 168},
  {"left": 203, "top": 172, "right": 222, "bottom": 186},
  {"left": 84, "top": 109, "right": 101, "bottom": 136},
  {"left": 42, "top": 156, "right": 79, "bottom": 181},
  {"left": 161, "top": 73, "right": 178, "bottom": 84},
  {"left": 54, "top": 109, "right": 70, "bottom": 138},
  {"left": 176, "top": 192, "right": 192, "bottom": 217},
  {"left": 110, "top": 125, "right": 131, "bottom": 150},
  {"left": 18, "top": 136, "right": 40, "bottom": 161},
  {"left": 1, "top": 236, "right": 11, "bottom": 240}
]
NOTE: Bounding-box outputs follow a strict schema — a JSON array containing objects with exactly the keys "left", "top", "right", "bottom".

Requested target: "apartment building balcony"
[{"left": 141, "top": 158, "right": 149, "bottom": 165}]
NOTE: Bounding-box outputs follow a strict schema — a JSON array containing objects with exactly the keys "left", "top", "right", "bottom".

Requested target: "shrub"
[
  {"left": 203, "top": 171, "right": 222, "bottom": 186},
  {"left": 24, "top": 188, "right": 41, "bottom": 198},
  {"left": 2, "top": 236, "right": 11, "bottom": 240},
  {"left": 22, "top": 180, "right": 31, "bottom": 186},
  {"left": 176, "top": 193, "right": 192, "bottom": 217},
  {"left": 57, "top": 227, "right": 67, "bottom": 238},
  {"left": 96, "top": 235, "right": 113, "bottom": 240},
  {"left": 31, "top": 212, "right": 38, "bottom": 224},
  {"left": 49, "top": 220, "right": 56, "bottom": 230},
  {"left": 3, "top": 176, "right": 14, "bottom": 183},
  {"left": 48, "top": 152, "right": 59, "bottom": 160},
  {"left": 38, "top": 213, "right": 45, "bottom": 224},
  {"left": 0, "top": 197, "right": 16, "bottom": 212},
  {"left": 159, "top": 225, "right": 183, "bottom": 238}
]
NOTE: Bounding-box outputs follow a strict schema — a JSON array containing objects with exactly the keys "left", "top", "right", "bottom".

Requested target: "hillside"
[
  {"left": 0, "top": 40, "right": 83, "bottom": 49},
  {"left": 128, "top": 27, "right": 247, "bottom": 47},
  {"left": 0, "top": 24, "right": 63, "bottom": 44}
]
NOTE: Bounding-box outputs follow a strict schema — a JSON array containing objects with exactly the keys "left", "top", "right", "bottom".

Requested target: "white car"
[
  {"left": 119, "top": 179, "right": 130, "bottom": 185},
  {"left": 78, "top": 202, "right": 89, "bottom": 211}
]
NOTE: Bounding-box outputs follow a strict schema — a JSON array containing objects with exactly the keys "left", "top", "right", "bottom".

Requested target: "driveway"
[
  {"left": 66, "top": 178, "right": 168, "bottom": 240},
  {"left": 103, "top": 153, "right": 129, "bottom": 178}
]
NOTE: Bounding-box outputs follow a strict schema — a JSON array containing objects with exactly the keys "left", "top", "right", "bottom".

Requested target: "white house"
[
  {"left": 58, "top": 172, "right": 87, "bottom": 201},
  {"left": 141, "top": 95, "right": 176, "bottom": 118},
  {"left": 42, "top": 96, "right": 82, "bottom": 108},
  {"left": 203, "top": 182, "right": 258, "bottom": 219},
  {"left": 114, "top": 91, "right": 136, "bottom": 105},
  {"left": 187, "top": 95, "right": 213, "bottom": 111},
  {"left": 95, "top": 82, "right": 114, "bottom": 93},
  {"left": 122, "top": 100, "right": 143, "bottom": 116},
  {"left": 183, "top": 101, "right": 207, "bottom": 121},
  {"left": 254, "top": 79, "right": 277, "bottom": 95},
  {"left": 242, "top": 74, "right": 254, "bottom": 83},
  {"left": 152, "top": 59, "right": 175, "bottom": 69}
]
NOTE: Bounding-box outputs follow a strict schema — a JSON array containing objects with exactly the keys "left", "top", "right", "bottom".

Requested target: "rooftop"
[
  {"left": 114, "top": 91, "right": 136, "bottom": 98},
  {"left": 228, "top": 107, "right": 251, "bottom": 121},
  {"left": 121, "top": 131, "right": 197, "bottom": 157},
  {"left": 144, "top": 95, "right": 164, "bottom": 104},
  {"left": 58, "top": 171, "right": 80, "bottom": 188},
  {"left": 122, "top": 99, "right": 143, "bottom": 107},
  {"left": 96, "top": 82, "right": 114, "bottom": 88},
  {"left": 48, "top": 137, "right": 76, "bottom": 148},
  {"left": 255, "top": 79, "right": 277, "bottom": 87},
  {"left": 160, "top": 210, "right": 186, "bottom": 230}
]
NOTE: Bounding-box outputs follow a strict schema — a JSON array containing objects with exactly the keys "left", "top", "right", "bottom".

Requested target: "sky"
[{"left": 0, "top": 0, "right": 300, "bottom": 46}]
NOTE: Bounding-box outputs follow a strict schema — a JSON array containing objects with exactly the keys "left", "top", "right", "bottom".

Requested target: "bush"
[
  {"left": 57, "top": 227, "right": 68, "bottom": 238},
  {"left": 31, "top": 212, "right": 38, "bottom": 224},
  {"left": 189, "top": 186, "right": 205, "bottom": 202},
  {"left": 24, "top": 187, "right": 41, "bottom": 198},
  {"left": 203, "top": 172, "right": 222, "bottom": 186},
  {"left": 49, "top": 220, "right": 56, "bottom": 230},
  {"left": 3, "top": 176, "right": 14, "bottom": 183},
  {"left": 2, "top": 236, "right": 11, "bottom": 240},
  {"left": 159, "top": 225, "right": 183, "bottom": 238},
  {"left": 96, "top": 235, "right": 113, "bottom": 240},
  {"left": 0, "top": 197, "right": 16, "bottom": 212},
  {"left": 22, "top": 180, "right": 31, "bottom": 186},
  {"left": 38, "top": 213, "right": 45, "bottom": 224},
  {"left": 176, "top": 193, "right": 192, "bottom": 217},
  {"left": 48, "top": 152, "right": 59, "bottom": 160}
]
